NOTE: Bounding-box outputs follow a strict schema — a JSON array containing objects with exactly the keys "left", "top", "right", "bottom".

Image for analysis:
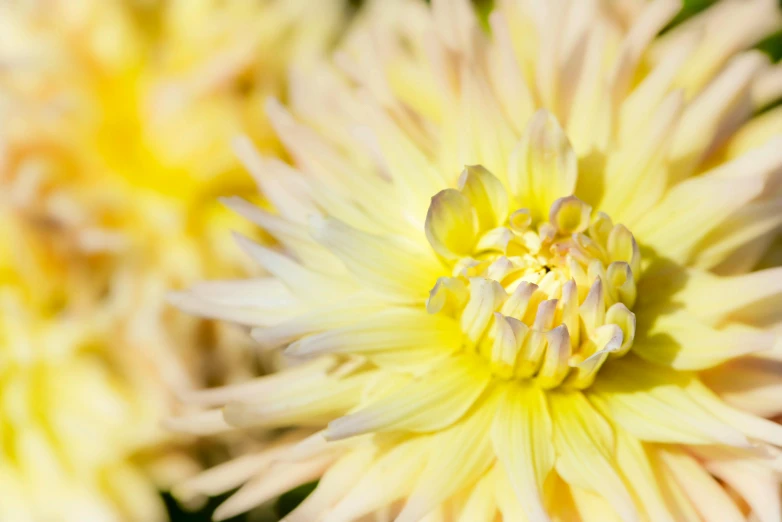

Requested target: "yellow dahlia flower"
[
  {"left": 0, "top": 0, "right": 345, "bottom": 520},
  {"left": 172, "top": 0, "right": 782, "bottom": 520}
]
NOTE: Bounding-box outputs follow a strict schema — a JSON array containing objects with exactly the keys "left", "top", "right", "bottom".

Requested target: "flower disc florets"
[{"left": 427, "top": 165, "right": 639, "bottom": 390}]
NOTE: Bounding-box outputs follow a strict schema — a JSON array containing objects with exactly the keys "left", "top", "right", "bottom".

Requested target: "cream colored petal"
[
  {"left": 360, "top": 96, "right": 449, "bottom": 223},
  {"left": 395, "top": 393, "right": 498, "bottom": 522},
  {"left": 431, "top": 0, "right": 478, "bottom": 54},
  {"left": 167, "top": 288, "right": 299, "bottom": 327},
  {"left": 549, "top": 391, "right": 637, "bottom": 522},
  {"left": 633, "top": 311, "right": 774, "bottom": 370},
  {"left": 686, "top": 379, "right": 782, "bottom": 447},
  {"left": 692, "top": 199, "right": 782, "bottom": 270},
  {"left": 601, "top": 91, "right": 683, "bottom": 226},
  {"left": 250, "top": 295, "right": 387, "bottom": 349},
  {"left": 655, "top": 267, "right": 782, "bottom": 326},
  {"left": 325, "top": 356, "right": 490, "bottom": 439},
  {"left": 609, "top": 0, "right": 680, "bottom": 104},
  {"left": 455, "top": 470, "right": 497, "bottom": 522},
  {"left": 655, "top": 448, "right": 744, "bottom": 522},
  {"left": 283, "top": 447, "right": 376, "bottom": 522},
  {"left": 179, "top": 357, "right": 336, "bottom": 408},
  {"left": 508, "top": 110, "right": 578, "bottom": 221},
  {"left": 651, "top": 0, "right": 782, "bottom": 96},
  {"left": 619, "top": 30, "right": 699, "bottom": 138},
  {"left": 287, "top": 307, "right": 462, "bottom": 370},
  {"left": 614, "top": 429, "right": 676, "bottom": 522},
  {"left": 493, "top": 463, "right": 530, "bottom": 522},
  {"left": 233, "top": 233, "right": 356, "bottom": 299},
  {"left": 453, "top": 64, "right": 518, "bottom": 178},
  {"left": 323, "top": 437, "right": 429, "bottom": 522},
  {"left": 424, "top": 189, "right": 479, "bottom": 259},
  {"left": 486, "top": 11, "right": 535, "bottom": 133},
  {"left": 221, "top": 196, "right": 345, "bottom": 275},
  {"left": 648, "top": 448, "right": 702, "bottom": 522},
  {"left": 633, "top": 151, "right": 771, "bottom": 264},
  {"left": 588, "top": 356, "right": 749, "bottom": 447},
  {"left": 311, "top": 216, "right": 442, "bottom": 301},
  {"left": 704, "top": 457, "right": 781, "bottom": 522},
  {"left": 568, "top": 487, "right": 624, "bottom": 522},
  {"left": 491, "top": 384, "right": 554, "bottom": 522},
  {"left": 721, "top": 104, "right": 782, "bottom": 159},
  {"left": 174, "top": 434, "right": 306, "bottom": 501},
  {"left": 232, "top": 136, "right": 315, "bottom": 224},
  {"left": 668, "top": 51, "right": 768, "bottom": 181},
  {"left": 188, "top": 278, "right": 296, "bottom": 308},
  {"left": 213, "top": 454, "right": 334, "bottom": 521},
  {"left": 702, "top": 356, "right": 782, "bottom": 418},
  {"left": 566, "top": 26, "right": 613, "bottom": 157},
  {"left": 223, "top": 371, "right": 371, "bottom": 429}
]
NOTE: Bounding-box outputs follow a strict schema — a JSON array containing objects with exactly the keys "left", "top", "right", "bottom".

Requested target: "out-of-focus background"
[{"left": 0, "top": 0, "right": 780, "bottom": 521}]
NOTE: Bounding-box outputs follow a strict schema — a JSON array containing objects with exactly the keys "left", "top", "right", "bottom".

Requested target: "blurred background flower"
[{"left": 0, "top": 0, "right": 347, "bottom": 520}]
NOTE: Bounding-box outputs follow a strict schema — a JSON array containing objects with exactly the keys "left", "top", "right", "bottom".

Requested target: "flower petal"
[
  {"left": 425, "top": 189, "right": 479, "bottom": 259},
  {"left": 633, "top": 311, "right": 774, "bottom": 370},
  {"left": 325, "top": 356, "right": 490, "bottom": 439},
  {"left": 311, "top": 216, "right": 442, "bottom": 301},
  {"left": 395, "top": 393, "right": 498, "bottom": 522},
  {"left": 491, "top": 384, "right": 554, "bottom": 522},
  {"left": 549, "top": 391, "right": 637, "bottom": 522},
  {"left": 286, "top": 307, "right": 462, "bottom": 371},
  {"left": 656, "top": 448, "right": 744, "bottom": 522},
  {"left": 588, "top": 357, "right": 750, "bottom": 447},
  {"left": 457, "top": 165, "right": 510, "bottom": 231},
  {"left": 508, "top": 110, "right": 578, "bottom": 221}
]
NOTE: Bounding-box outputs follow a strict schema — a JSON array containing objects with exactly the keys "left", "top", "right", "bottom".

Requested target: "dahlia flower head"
[
  {"left": 173, "top": 0, "right": 782, "bottom": 520},
  {"left": 0, "top": 0, "right": 344, "bottom": 520}
]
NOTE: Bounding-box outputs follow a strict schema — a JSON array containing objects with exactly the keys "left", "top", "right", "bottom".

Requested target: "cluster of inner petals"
[{"left": 425, "top": 166, "right": 641, "bottom": 390}]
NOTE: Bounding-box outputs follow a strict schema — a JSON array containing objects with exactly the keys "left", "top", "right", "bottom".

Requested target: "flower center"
[{"left": 425, "top": 167, "right": 640, "bottom": 390}]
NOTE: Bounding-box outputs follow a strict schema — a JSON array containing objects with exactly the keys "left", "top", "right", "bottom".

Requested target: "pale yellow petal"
[
  {"left": 396, "top": 393, "right": 498, "bottom": 522},
  {"left": 614, "top": 429, "right": 676, "bottom": 522},
  {"left": 324, "top": 438, "right": 429, "bottom": 522},
  {"left": 283, "top": 447, "right": 376, "bottom": 522},
  {"left": 311, "top": 216, "right": 442, "bottom": 301},
  {"left": 286, "top": 307, "right": 462, "bottom": 369},
  {"left": 702, "top": 356, "right": 782, "bottom": 418},
  {"left": 491, "top": 384, "right": 554, "bottom": 522},
  {"left": 508, "top": 110, "right": 578, "bottom": 221},
  {"left": 325, "top": 357, "right": 490, "bottom": 439},
  {"left": 633, "top": 311, "right": 774, "bottom": 370},
  {"left": 223, "top": 372, "right": 372, "bottom": 429},
  {"left": 655, "top": 448, "right": 744, "bottom": 522},
  {"left": 455, "top": 471, "right": 497, "bottom": 522},
  {"left": 458, "top": 165, "right": 510, "bottom": 231},
  {"left": 424, "top": 189, "right": 479, "bottom": 259},
  {"left": 589, "top": 357, "right": 749, "bottom": 446},
  {"left": 705, "top": 457, "right": 781, "bottom": 522},
  {"left": 549, "top": 391, "right": 637, "bottom": 522}
]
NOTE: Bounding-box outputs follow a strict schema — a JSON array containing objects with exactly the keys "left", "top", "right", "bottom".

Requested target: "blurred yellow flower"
[
  {"left": 0, "top": 0, "right": 346, "bottom": 520},
  {"left": 172, "top": 0, "right": 782, "bottom": 520}
]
